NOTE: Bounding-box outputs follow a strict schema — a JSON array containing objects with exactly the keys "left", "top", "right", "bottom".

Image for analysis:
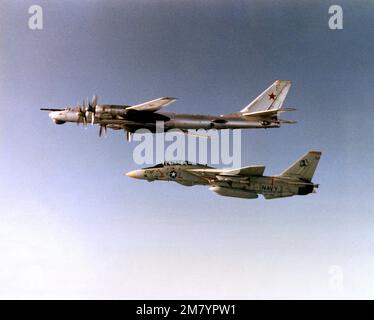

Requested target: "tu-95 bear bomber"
[{"left": 41, "top": 80, "right": 296, "bottom": 141}]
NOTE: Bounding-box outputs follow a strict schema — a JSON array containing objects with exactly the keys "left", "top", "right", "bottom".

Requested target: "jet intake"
[{"left": 210, "top": 186, "right": 258, "bottom": 199}]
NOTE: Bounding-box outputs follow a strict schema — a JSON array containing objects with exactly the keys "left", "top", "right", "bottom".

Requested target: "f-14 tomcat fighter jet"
[
  {"left": 41, "top": 80, "right": 295, "bottom": 141},
  {"left": 126, "top": 151, "right": 321, "bottom": 200}
]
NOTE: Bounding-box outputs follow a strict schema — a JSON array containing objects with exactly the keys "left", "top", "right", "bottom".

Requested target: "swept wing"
[{"left": 126, "top": 97, "right": 177, "bottom": 112}]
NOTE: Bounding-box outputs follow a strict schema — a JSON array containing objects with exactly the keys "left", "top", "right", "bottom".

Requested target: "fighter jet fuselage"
[{"left": 127, "top": 151, "right": 321, "bottom": 200}]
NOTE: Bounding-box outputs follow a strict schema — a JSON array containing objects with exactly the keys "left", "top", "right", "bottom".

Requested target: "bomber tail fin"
[
  {"left": 279, "top": 151, "right": 322, "bottom": 182},
  {"left": 240, "top": 80, "right": 292, "bottom": 114}
]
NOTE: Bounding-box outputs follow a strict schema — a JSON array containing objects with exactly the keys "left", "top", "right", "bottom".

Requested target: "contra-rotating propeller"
[
  {"left": 76, "top": 101, "right": 88, "bottom": 126},
  {"left": 84, "top": 95, "right": 98, "bottom": 125}
]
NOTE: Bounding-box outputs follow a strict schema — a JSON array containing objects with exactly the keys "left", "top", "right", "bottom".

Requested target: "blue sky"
[{"left": 0, "top": 0, "right": 373, "bottom": 298}]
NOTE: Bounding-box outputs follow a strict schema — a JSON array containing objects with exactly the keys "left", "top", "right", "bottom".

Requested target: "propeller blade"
[
  {"left": 99, "top": 125, "right": 107, "bottom": 137},
  {"left": 76, "top": 109, "right": 82, "bottom": 126},
  {"left": 84, "top": 95, "right": 98, "bottom": 125},
  {"left": 79, "top": 106, "right": 88, "bottom": 126},
  {"left": 126, "top": 131, "right": 133, "bottom": 142},
  {"left": 91, "top": 95, "right": 97, "bottom": 108}
]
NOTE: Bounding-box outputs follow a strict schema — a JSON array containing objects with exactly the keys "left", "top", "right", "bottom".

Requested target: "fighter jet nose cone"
[{"left": 126, "top": 170, "right": 144, "bottom": 179}]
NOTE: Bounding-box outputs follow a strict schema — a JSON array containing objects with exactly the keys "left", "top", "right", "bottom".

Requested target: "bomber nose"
[
  {"left": 49, "top": 111, "right": 62, "bottom": 120},
  {"left": 49, "top": 111, "right": 66, "bottom": 125},
  {"left": 126, "top": 170, "right": 145, "bottom": 179}
]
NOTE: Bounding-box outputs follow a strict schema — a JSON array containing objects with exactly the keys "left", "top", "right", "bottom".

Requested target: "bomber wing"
[{"left": 126, "top": 97, "right": 177, "bottom": 112}]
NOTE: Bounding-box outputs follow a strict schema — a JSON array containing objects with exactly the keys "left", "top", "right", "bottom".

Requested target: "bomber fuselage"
[{"left": 48, "top": 106, "right": 280, "bottom": 131}]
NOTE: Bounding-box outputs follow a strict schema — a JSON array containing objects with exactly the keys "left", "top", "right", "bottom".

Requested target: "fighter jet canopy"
[{"left": 142, "top": 161, "right": 211, "bottom": 169}]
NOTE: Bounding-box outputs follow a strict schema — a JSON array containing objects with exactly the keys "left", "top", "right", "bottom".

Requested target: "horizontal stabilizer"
[
  {"left": 277, "top": 118, "right": 297, "bottom": 124},
  {"left": 242, "top": 107, "right": 296, "bottom": 118}
]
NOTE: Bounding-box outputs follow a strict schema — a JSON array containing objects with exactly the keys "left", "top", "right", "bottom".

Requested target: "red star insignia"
[{"left": 268, "top": 93, "right": 276, "bottom": 100}]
